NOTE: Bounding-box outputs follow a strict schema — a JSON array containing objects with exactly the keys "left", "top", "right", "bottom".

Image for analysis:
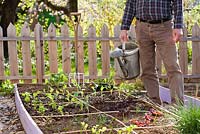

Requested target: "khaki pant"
[{"left": 135, "top": 20, "right": 184, "bottom": 102}]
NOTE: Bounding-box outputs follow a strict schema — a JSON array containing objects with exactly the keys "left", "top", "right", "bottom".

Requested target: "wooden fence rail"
[{"left": 0, "top": 22, "right": 200, "bottom": 84}]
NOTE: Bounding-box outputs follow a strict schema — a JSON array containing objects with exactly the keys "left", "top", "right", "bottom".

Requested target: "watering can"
[{"left": 110, "top": 41, "right": 140, "bottom": 80}]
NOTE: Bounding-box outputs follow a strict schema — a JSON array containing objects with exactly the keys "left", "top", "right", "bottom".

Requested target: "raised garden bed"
[{"left": 15, "top": 83, "right": 179, "bottom": 134}]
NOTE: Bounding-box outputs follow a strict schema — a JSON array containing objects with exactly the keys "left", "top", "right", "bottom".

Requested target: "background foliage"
[{"left": 0, "top": 0, "right": 200, "bottom": 74}]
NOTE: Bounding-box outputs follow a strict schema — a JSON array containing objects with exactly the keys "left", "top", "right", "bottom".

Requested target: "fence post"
[
  {"left": 0, "top": 27, "right": 4, "bottom": 77},
  {"left": 192, "top": 23, "right": 200, "bottom": 74},
  {"left": 7, "top": 23, "right": 19, "bottom": 83},
  {"left": 179, "top": 27, "right": 188, "bottom": 74},
  {"left": 34, "top": 23, "right": 44, "bottom": 83},
  {"left": 101, "top": 24, "right": 110, "bottom": 77},
  {"left": 77, "top": 25, "right": 84, "bottom": 74},
  {"left": 21, "top": 22, "right": 32, "bottom": 83},
  {"left": 88, "top": 25, "right": 97, "bottom": 79},
  {"left": 48, "top": 23, "right": 58, "bottom": 73},
  {"left": 61, "top": 24, "right": 71, "bottom": 74}
]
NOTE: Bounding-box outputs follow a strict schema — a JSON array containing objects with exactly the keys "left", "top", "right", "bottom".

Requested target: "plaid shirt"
[{"left": 121, "top": 0, "right": 183, "bottom": 30}]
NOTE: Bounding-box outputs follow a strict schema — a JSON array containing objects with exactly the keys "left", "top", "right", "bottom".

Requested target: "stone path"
[{"left": 0, "top": 96, "right": 24, "bottom": 134}]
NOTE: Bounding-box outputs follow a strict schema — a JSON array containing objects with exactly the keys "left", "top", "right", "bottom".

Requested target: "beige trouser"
[{"left": 135, "top": 20, "right": 184, "bottom": 102}]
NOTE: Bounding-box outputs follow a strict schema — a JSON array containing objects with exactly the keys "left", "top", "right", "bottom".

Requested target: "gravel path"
[{"left": 0, "top": 95, "right": 24, "bottom": 134}]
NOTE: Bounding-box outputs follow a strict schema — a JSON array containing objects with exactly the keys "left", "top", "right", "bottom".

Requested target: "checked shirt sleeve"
[
  {"left": 121, "top": 0, "right": 136, "bottom": 30},
  {"left": 173, "top": 0, "right": 183, "bottom": 29}
]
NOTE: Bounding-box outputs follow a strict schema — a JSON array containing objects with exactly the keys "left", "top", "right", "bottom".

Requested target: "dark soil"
[{"left": 17, "top": 84, "right": 179, "bottom": 134}]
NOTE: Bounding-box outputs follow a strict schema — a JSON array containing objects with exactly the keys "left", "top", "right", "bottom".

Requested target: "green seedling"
[
  {"left": 118, "top": 125, "right": 136, "bottom": 134},
  {"left": 91, "top": 125, "right": 107, "bottom": 134},
  {"left": 81, "top": 122, "right": 89, "bottom": 134},
  {"left": 38, "top": 103, "right": 47, "bottom": 114},
  {"left": 97, "top": 115, "right": 108, "bottom": 126},
  {"left": 46, "top": 93, "right": 54, "bottom": 101},
  {"left": 49, "top": 100, "right": 57, "bottom": 109},
  {"left": 32, "top": 99, "right": 40, "bottom": 110},
  {"left": 33, "top": 91, "right": 41, "bottom": 99},
  {"left": 57, "top": 105, "right": 64, "bottom": 115},
  {"left": 21, "top": 92, "right": 31, "bottom": 103},
  {"left": 65, "top": 91, "right": 71, "bottom": 101}
]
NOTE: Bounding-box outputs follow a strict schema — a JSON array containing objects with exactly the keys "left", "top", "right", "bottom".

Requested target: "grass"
[{"left": 176, "top": 104, "right": 200, "bottom": 134}]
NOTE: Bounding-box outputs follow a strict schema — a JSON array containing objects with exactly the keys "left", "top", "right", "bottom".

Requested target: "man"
[{"left": 120, "top": 0, "right": 184, "bottom": 105}]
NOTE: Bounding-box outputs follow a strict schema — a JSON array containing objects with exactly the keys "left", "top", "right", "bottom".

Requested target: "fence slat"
[
  {"left": 88, "top": 25, "right": 97, "bottom": 79},
  {"left": 179, "top": 28, "right": 188, "bottom": 74},
  {"left": 77, "top": 25, "right": 84, "bottom": 73},
  {"left": 21, "top": 22, "right": 32, "bottom": 83},
  {"left": 192, "top": 23, "right": 200, "bottom": 74},
  {"left": 61, "top": 24, "right": 71, "bottom": 74},
  {"left": 7, "top": 23, "right": 19, "bottom": 83},
  {"left": 0, "top": 27, "right": 4, "bottom": 77},
  {"left": 34, "top": 23, "right": 44, "bottom": 83},
  {"left": 101, "top": 24, "right": 110, "bottom": 76},
  {"left": 48, "top": 23, "right": 58, "bottom": 73}
]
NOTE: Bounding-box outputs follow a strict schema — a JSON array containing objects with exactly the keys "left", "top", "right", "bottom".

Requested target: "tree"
[
  {"left": 0, "top": 0, "right": 77, "bottom": 58},
  {"left": 0, "top": 0, "right": 20, "bottom": 58}
]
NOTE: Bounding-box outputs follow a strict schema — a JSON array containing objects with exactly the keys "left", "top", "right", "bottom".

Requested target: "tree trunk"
[{"left": 0, "top": 0, "right": 20, "bottom": 59}]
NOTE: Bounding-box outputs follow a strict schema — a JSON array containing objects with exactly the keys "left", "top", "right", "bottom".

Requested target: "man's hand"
[
  {"left": 120, "top": 30, "right": 128, "bottom": 42},
  {"left": 173, "top": 29, "right": 183, "bottom": 43}
]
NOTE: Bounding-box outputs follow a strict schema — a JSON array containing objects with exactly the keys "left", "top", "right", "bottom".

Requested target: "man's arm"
[
  {"left": 121, "top": 0, "right": 136, "bottom": 30},
  {"left": 120, "top": 0, "right": 136, "bottom": 42},
  {"left": 173, "top": 0, "right": 183, "bottom": 29},
  {"left": 173, "top": 0, "right": 183, "bottom": 43}
]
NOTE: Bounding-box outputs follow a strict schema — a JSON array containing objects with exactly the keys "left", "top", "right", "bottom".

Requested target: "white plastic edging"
[
  {"left": 159, "top": 85, "right": 200, "bottom": 107},
  {"left": 14, "top": 84, "right": 43, "bottom": 134}
]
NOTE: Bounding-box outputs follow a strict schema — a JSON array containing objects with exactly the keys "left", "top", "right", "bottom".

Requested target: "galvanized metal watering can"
[{"left": 110, "top": 41, "right": 140, "bottom": 80}]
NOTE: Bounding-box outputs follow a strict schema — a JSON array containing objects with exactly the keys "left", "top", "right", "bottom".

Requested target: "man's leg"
[
  {"left": 153, "top": 21, "right": 184, "bottom": 104},
  {"left": 135, "top": 21, "right": 160, "bottom": 100}
]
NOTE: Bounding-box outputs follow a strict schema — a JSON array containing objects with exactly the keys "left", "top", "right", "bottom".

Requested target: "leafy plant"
[
  {"left": 0, "top": 80, "right": 14, "bottom": 96},
  {"left": 176, "top": 105, "right": 200, "bottom": 134},
  {"left": 117, "top": 125, "right": 136, "bottom": 134},
  {"left": 49, "top": 100, "right": 57, "bottom": 110},
  {"left": 33, "top": 91, "right": 41, "bottom": 99},
  {"left": 81, "top": 122, "right": 89, "bottom": 134},
  {"left": 21, "top": 92, "right": 31, "bottom": 103},
  {"left": 46, "top": 72, "right": 68, "bottom": 87},
  {"left": 119, "top": 79, "right": 144, "bottom": 93},
  {"left": 91, "top": 125, "right": 107, "bottom": 134},
  {"left": 38, "top": 102, "right": 47, "bottom": 114},
  {"left": 57, "top": 105, "right": 64, "bottom": 115}
]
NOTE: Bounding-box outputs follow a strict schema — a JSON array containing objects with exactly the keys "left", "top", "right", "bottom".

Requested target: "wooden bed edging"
[{"left": 14, "top": 84, "right": 43, "bottom": 134}]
